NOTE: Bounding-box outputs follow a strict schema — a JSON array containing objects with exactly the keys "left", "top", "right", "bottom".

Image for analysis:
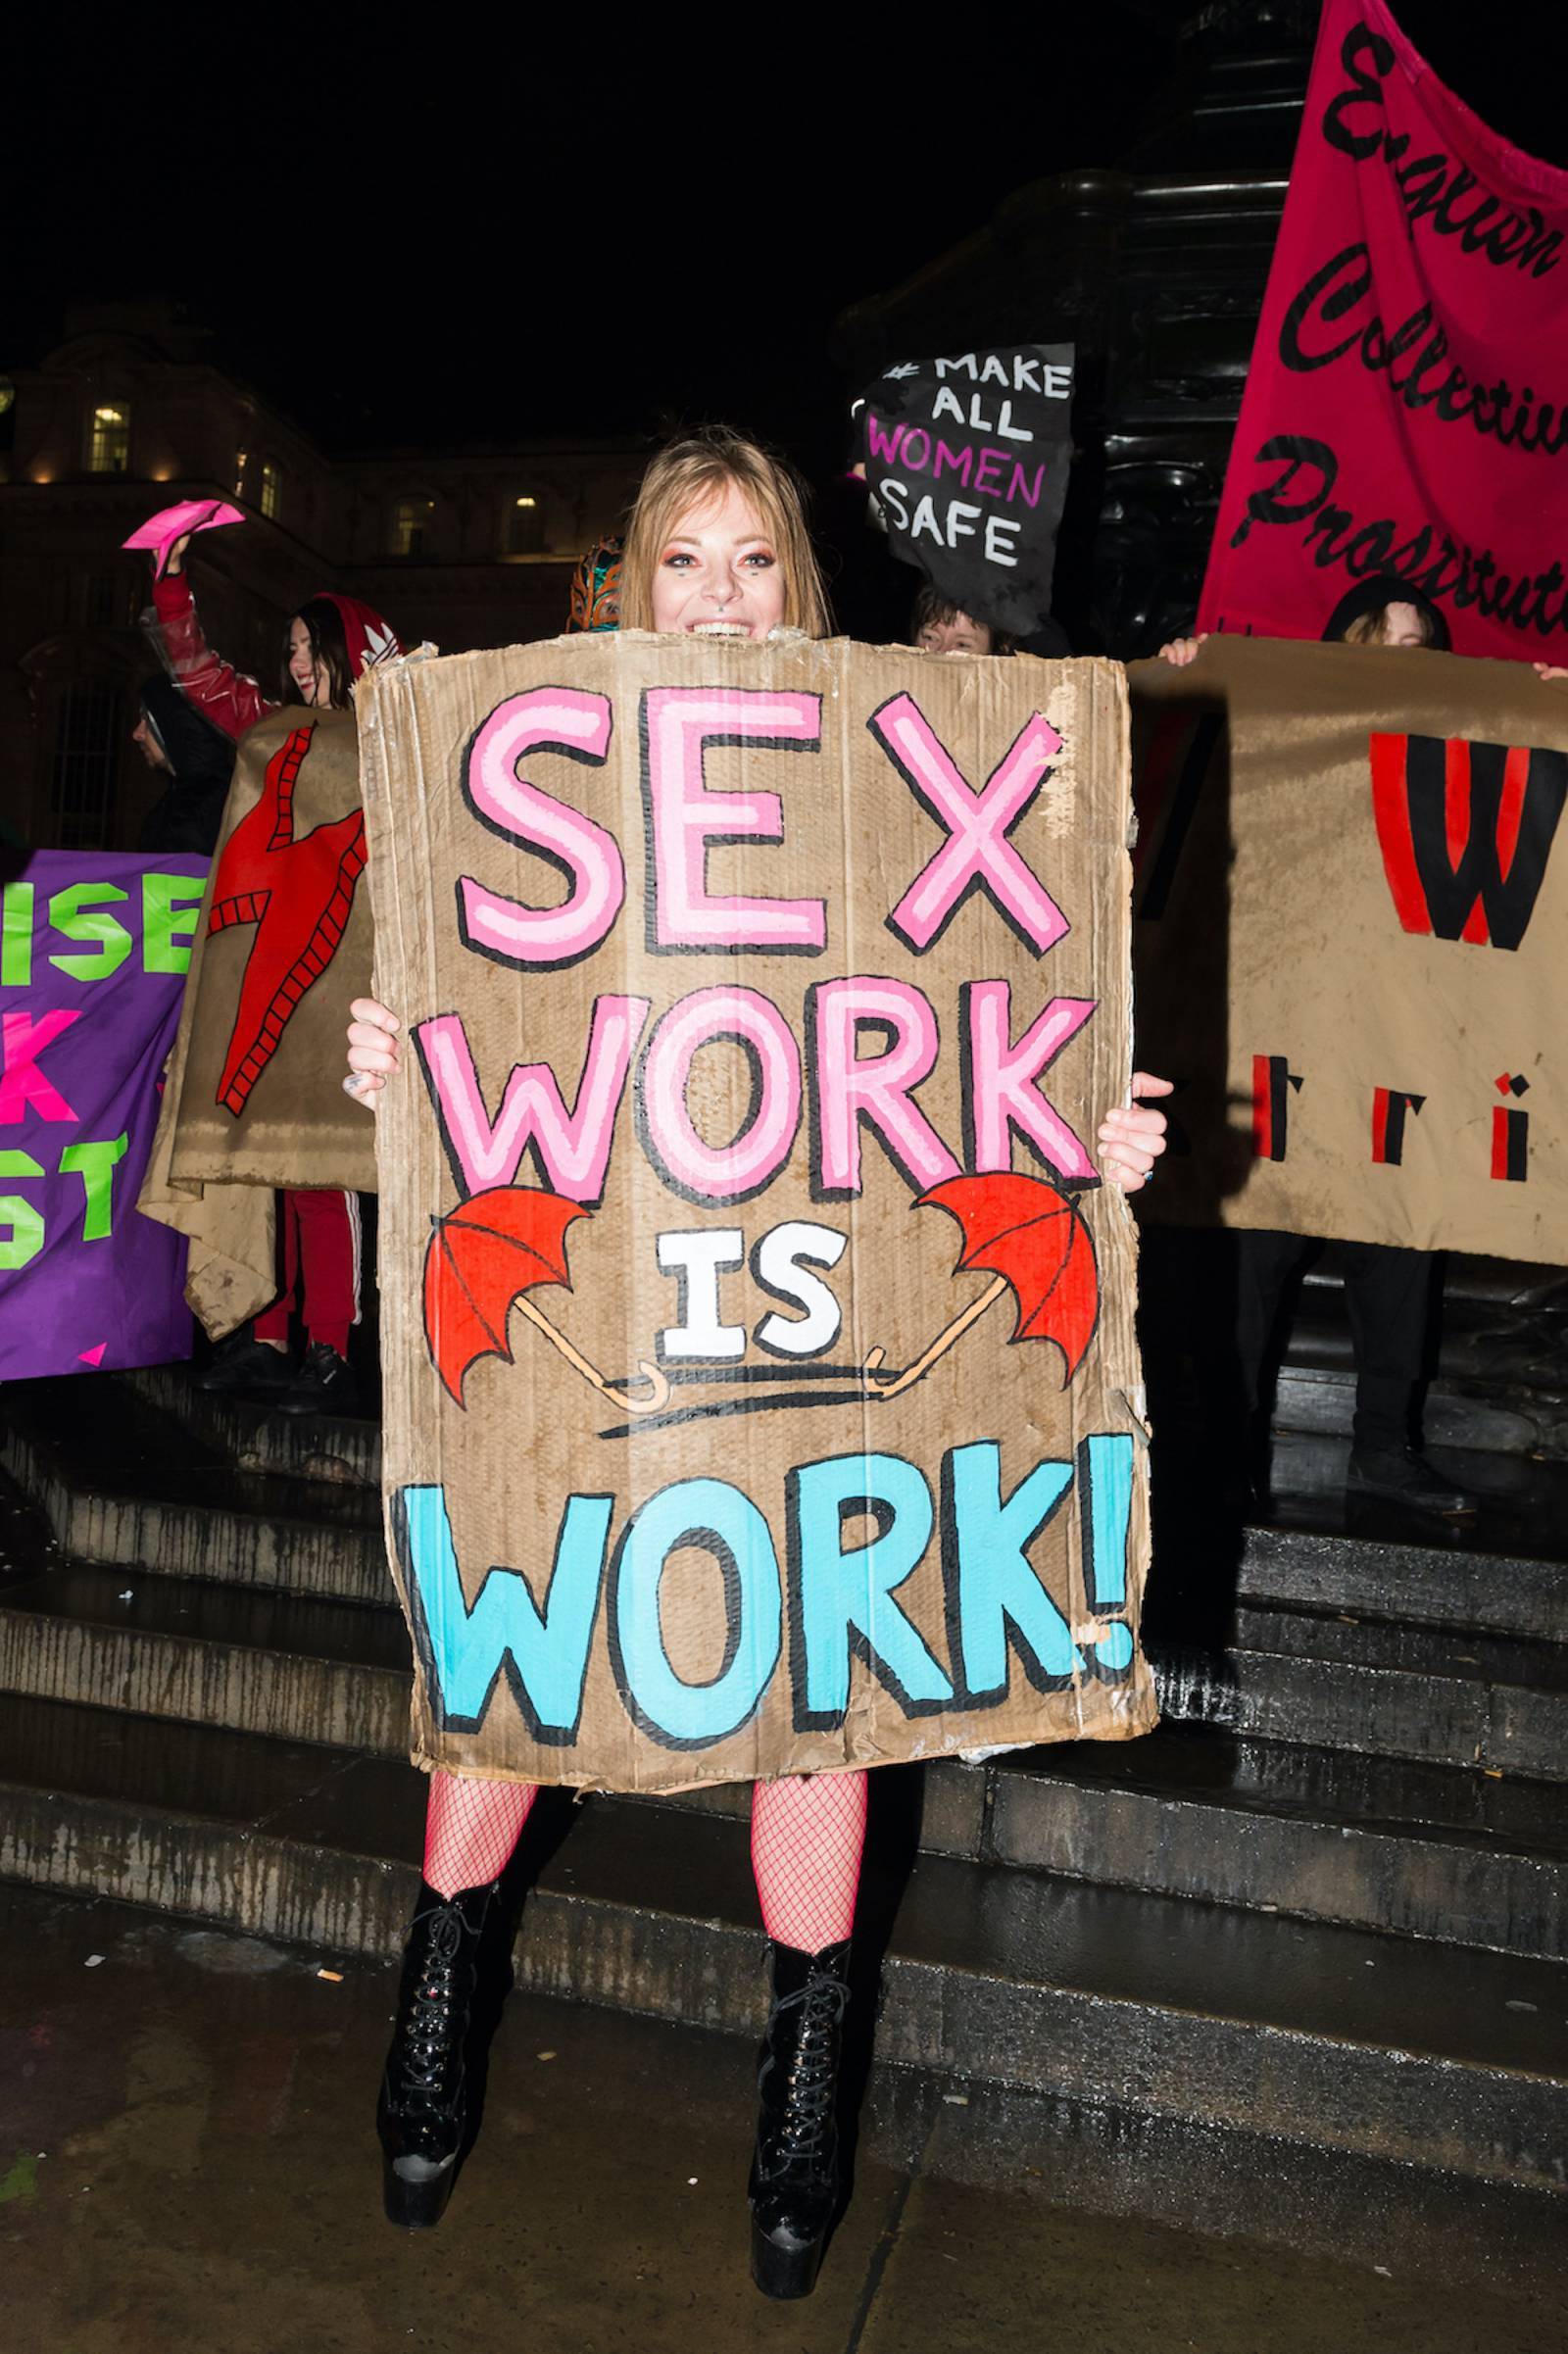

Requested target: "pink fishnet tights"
[
  {"left": 423, "top": 1772, "right": 537, "bottom": 1895},
  {"left": 749, "top": 1770, "right": 868, "bottom": 1950},
  {"left": 421, "top": 1767, "right": 867, "bottom": 1950}
]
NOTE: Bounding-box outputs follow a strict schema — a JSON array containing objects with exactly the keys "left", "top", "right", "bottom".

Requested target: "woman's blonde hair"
[
  {"left": 618, "top": 427, "right": 831, "bottom": 638},
  {"left": 1342, "top": 605, "right": 1438, "bottom": 648}
]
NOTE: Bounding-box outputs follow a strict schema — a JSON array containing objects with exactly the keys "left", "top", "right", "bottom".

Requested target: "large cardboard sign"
[
  {"left": 856, "top": 346, "right": 1075, "bottom": 640},
  {"left": 359, "top": 634, "right": 1153, "bottom": 1793},
  {"left": 139, "top": 707, "right": 376, "bottom": 1335},
  {"left": 1198, "top": 0, "right": 1568, "bottom": 662},
  {"left": 0, "top": 852, "right": 205, "bottom": 1378},
  {"left": 1129, "top": 637, "right": 1568, "bottom": 1260}
]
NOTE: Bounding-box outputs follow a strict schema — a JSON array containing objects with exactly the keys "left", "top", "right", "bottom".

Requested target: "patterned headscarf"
[
  {"left": 310, "top": 593, "right": 405, "bottom": 677},
  {"left": 567, "top": 536, "right": 624, "bottom": 632}
]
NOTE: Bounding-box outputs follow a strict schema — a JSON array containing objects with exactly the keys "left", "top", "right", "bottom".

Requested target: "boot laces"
[
  {"left": 766, "top": 1972, "right": 848, "bottom": 2158},
  {"left": 394, "top": 1905, "right": 468, "bottom": 2111}
]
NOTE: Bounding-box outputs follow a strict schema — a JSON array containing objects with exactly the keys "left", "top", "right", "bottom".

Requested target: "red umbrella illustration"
[
  {"left": 423, "top": 1184, "right": 669, "bottom": 1415},
  {"left": 862, "top": 1172, "right": 1099, "bottom": 1400}
]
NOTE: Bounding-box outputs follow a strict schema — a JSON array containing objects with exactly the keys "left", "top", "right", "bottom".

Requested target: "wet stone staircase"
[
  {"left": 0, "top": 1329, "right": 1564, "bottom": 2276},
  {"left": 1277, "top": 1248, "right": 1568, "bottom": 1463}
]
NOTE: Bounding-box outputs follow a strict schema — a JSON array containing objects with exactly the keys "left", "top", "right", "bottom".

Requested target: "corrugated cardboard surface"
[
  {"left": 168, "top": 707, "right": 377, "bottom": 1194},
  {"left": 359, "top": 634, "right": 1154, "bottom": 1792},
  {"left": 1130, "top": 638, "right": 1568, "bottom": 1261},
  {"left": 136, "top": 922, "right": 275, "bottom": 1338}
]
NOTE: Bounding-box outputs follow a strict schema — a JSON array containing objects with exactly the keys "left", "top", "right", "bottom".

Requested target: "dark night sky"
[{"left": 7, "top": 7, "right": 1563, "bottom": 475}]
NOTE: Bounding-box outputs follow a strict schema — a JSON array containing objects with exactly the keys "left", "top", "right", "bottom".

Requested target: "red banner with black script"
[{"left": 1198, "top": 0, "right": 1568, "bottom": 662}]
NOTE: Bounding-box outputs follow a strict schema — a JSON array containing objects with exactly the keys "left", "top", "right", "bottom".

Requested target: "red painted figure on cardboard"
[{"left": 138, "top": 508, "right": 402, "bottom": 1418}]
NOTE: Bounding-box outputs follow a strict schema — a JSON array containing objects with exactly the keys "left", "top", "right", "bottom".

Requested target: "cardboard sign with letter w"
[{"left": 358, "top": 635, "right": 1153, "bottom": 1793}]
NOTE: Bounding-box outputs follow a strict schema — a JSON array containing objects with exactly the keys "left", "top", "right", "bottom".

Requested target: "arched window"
[
  {"left": 50, "top": 682, "right": 120, "bottom": 848},
  {"left": 509, "top": 495, "right": 545, "bottom": 555},
  {"left": 392, "top": 498, "right": 436, "bottom": 558},
  {"left": 260, "top": 461, "right": 282, "bottom": 520},
  {"left": 87, "top": 404, "right": 131, "bottom": 474}
]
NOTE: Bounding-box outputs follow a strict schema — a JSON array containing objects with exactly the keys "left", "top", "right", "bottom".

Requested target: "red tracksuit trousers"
[{"left": 253, "top": 1189, "right": 361, "bottom": 1356}]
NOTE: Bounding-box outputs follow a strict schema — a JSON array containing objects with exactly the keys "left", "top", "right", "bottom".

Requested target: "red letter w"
[{"left": 1370, "top": 732, "right": 1567, "bottom": 952}]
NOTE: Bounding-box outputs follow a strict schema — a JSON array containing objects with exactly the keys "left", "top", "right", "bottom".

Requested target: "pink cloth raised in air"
[{"left": 122, "top": 500, "right": 246, "bottom": 572}]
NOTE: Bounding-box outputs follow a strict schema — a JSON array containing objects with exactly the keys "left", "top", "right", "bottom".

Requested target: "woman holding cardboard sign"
[{"left": 348, "top": 427, "right": 1168, "bottom": 2299}]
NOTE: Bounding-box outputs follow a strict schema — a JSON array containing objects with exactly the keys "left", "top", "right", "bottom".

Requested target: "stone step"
[
  {"left": 1286, "top": 1295, "right": 1568, "bottom": 1390},
  {"left": 1302, "top": 1250, "right": 1568, "bottom": 1319},
  {"left": 1294, "top": 1301, "right": 1568, "bottom": 1393},
  {"left": 990, "top": 1724, "right": 1568, "bottom": 1961},
  {"left": 0, "top": 1382, "right": 392, "bottom": 1609},
  {"left": 1152, "top": 1611, "right": 1568, "bottom": 1783},
  {"left": 1272, "top": 1355, "right": 1568, "bottom": 1460},
  {"left": 658, "top": 1714, "right": 1568, "bottom": 1956},
  {"left": 1274, "top": 1308, "right": 1568, "bottom": 1459},
  {"left": 6, "top": 1428, "right": 1561, "bottom": 1790},
  {"left": 122, "top": 1365, "right": 381, "bottom": 1489},
  {"left": 147, "top": 1310, "right": 1568, "bottom": 1480},
  {"left": 18, "top": 1378, "right": 1567, "bottom": 1657},
  {"left": 0, "top": 1534, "right": 992, "bottom": 1863},
  {"left": 4, "top": 1519, "right": 1560, "bottom": 1950},
  {"left": 0, "top": 1555, "right": 413, "bottom": 1757},
  {"left": 122, "top": 1258, "right": 1568, "bottom": 1477},
  {"left": 1, "top": 1692, "right": 1563, "bottom": 2198},
  {"left": 1139, "top": 1239, "right": 1568, "bottom": 1461},
  {"left": 1236, "top": 1478, "right": 1568, "bottom": 1644},
  {"left": 5, "top": 1393, "right": 1562, "bottom": 1795}
]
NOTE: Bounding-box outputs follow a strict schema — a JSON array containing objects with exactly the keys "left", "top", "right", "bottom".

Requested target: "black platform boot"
[
  {"left": 376, "top": 1878, "right": 507, "bottom": 2229},
  {"left": 748, "top": 1938, "right": 851, "bottom": 2300}
]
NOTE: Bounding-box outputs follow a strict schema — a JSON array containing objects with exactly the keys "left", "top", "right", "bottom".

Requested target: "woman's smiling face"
[
  {"left": 650, "top": 479, "right": 786, "bottom": 640},
  {"left": 287, "top": 615, "right": 332, "bottom": 705}
]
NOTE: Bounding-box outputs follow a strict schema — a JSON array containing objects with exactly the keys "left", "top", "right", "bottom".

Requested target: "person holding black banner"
[
  {"left": 853, "top": 345, "right": 1078, "bottom": 659},
  {"left": 346, "top": 424, "right": 1170, "bottom": 2300},
  {"left": 132, "top": 675, "right": 234, "bottom": 858},
  {"left": 139, "top": 521, "right": 402, "bottom": 1417},
  {"left": 1160, "top": 576, "right": 1475, "bottom": 1515}
]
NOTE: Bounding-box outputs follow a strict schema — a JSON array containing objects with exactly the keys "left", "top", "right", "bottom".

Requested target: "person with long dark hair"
[{"left": 141, "top": 522, "right": 402, "bottom": 1415}]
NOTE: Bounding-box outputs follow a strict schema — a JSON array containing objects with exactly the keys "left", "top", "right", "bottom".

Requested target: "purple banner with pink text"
[{"left": 1, "top": 851, "right": 209, "bottom": 1379}]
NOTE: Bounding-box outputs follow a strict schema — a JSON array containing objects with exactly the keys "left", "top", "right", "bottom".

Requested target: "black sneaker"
[
  {"left": 1348, "top": 1444, "right": 1477, "bottom": 1514},
  {"left": 197, "top": 1332, "right": 294, "bottom": 1397},
  {"left": 275, "top": 1341, "right": 361, "bottom": 1418}
]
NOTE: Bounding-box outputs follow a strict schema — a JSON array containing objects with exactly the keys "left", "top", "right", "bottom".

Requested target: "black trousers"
[{"left": 1235, "top": 1230, "right": 1435, "bottom": 1451}]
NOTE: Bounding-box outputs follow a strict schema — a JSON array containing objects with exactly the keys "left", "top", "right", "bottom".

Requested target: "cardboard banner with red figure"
[
  {"left": 138, "top": 706, "right": 377, "bottom": 1334},
  {"left": 169, "top": 708, "right": 376, "bottom": 1185},
  {"left": 1197, "top": 0, "right": 1568, "bottom": 662},
  {"left": 1128, "top": 637, "right": 1568, "bottom": 1259},
  {"left": 359, "top": 634, "right": 1152, "bottom": 1794},
  {"left": 205, "top": 721, "right": 368, "bottom": 1117}
]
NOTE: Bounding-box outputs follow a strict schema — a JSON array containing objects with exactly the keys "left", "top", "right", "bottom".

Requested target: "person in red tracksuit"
[{"left": 144, "top": 524, "right": 402, "bottom": 1416}]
